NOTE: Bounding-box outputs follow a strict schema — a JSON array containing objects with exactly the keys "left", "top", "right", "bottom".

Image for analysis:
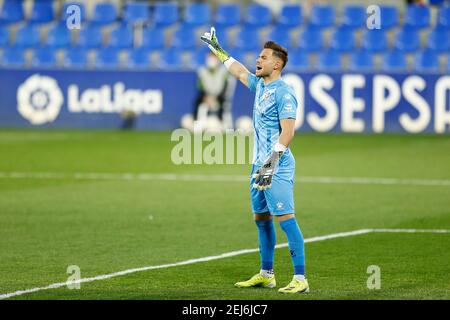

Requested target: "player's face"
[{"left": 255, "top": 49, "right": 278, "bottom": 77}]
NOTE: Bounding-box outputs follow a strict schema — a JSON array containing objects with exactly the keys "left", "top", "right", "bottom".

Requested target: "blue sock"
[
  {"left": 255, "top": 219, "right": 276, "bottom": 270},
  {"left": 279, "top": 218, "right": 305, "bottom": 275}
]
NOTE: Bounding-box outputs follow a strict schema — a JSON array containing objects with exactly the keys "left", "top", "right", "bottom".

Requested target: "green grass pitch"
[{"left": 0, "top": 129, "right": 449, "bottom": 300}]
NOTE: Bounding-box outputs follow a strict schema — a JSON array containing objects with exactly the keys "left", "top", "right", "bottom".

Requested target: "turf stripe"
[
  {"left": 1, "top": 172, "right": 450, "bottom": 187},
  {"left": 0, "top": 228, "right": 449, "bottom": 300}
]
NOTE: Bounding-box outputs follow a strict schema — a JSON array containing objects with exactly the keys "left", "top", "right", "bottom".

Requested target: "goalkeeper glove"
[
  {"left": 252, "top": 150, "right": 284, "bottom": 191},
  {"left": 200, "top": 27, "right": 230, "bottom": 63}
]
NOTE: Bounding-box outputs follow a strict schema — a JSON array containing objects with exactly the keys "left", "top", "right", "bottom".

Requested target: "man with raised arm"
[{"left": 201, "top": 27, "right": 308, "bottom": 294}]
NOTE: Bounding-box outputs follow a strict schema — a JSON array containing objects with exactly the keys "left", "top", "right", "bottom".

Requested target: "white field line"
[
  {"left": 1, "top": 228, "right": 449, "bottom": 300},
  {"left": 1, "top": 172, "right": 450, "bottom": 187}
]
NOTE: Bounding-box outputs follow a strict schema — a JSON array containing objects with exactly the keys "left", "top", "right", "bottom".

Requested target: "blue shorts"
[{"left": 250, "top": 154, "right": 295, "bottom": 216}]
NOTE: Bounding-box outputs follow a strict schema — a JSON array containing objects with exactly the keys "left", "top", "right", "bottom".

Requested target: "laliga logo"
[{"left": 17, "top": 74, "right": 63, "bottom": 125}]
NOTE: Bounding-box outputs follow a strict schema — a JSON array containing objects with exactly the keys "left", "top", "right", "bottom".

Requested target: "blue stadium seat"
[
  {"left": 316, "top": 49, "right": 342, "bottom": 71},
  {"left": 109, "top": 25, "right": 133, "bottom": 49},
  {"left": 91, "top": 3, "right": 117, "bottom": 26},
  {"left": 127, "top": 47, "right": 151, "bottom": 68},
  {"left": 234, "top": 29, "right": 260, "bottom": 51},
  {"left": 394, "top": 28, "right": 420, "bottom": 53},
  {"left": 348, "top": 49, "right": 374, "bottom": 71},
  {"left": 298, "top": 26, "right": 323, "bottom": 52},
  {"left": 159, "top": 48, "right": 183, "bottom": 69},
  {"left": 95, "top": 47, "right": 120, "bottom": 68},
  {"left": 123, "top": 2, "right": 150, "bottom": 25},
  {"left": 29, "top": 0, "right": 54, "bottom": 24},
  {"left": 246, "top": 50, "right": 258, "bottom": 66},
  {"left": 361, "top": 29, "right": 388, "bottom": 53},
  {"left": 243, "top": 4, "right": 272, "bottom": 30},
  {"left": 229, "top": 48, "right": 246, "bottom": 65},
  {"left": 381, "top": 49, "right": 407, "bottom": 71},
  {"left": 0, "top": 26, "right": 9, "bottom": 46},
  {"left": 172, "top": 26, "right": 197, "bottom": 50},
  {"left": 60, "top": 2, "right": 85, "bottom": 23},
  {"left": 209, "top": 28, "right": 229, "bottom": 48},
  {"left": 379, "top": 6, "right": 398, "bottom": 29},
  {"left": 187, "top": 47, "right": 210, "bottom": 69},
  {"left": 404, "top": 5, "right": 430, "bottom": 29},
  {"left": 277, "top": 4, "right": 302, "bottom": 29},
  {"left": 14, "top": 24, "right": 40, "bottom": 48},
  {"left": 330, "top": 26, "right": 355, "bottom": 53},
  {"left": 63, "top": 47, "right": 87, "bottom": 68},
  {"left": 0, "top": 0, "right": 24, "bottom": 25},
  {"left": 427, "top": 28, "right": 449, "bottom": 52},
  {"left": 141, "top": 27, "right": 165, "bottom": 50},
  {"left": 76, "top": 25, "right": 102, "bottom": 48},
  {"left": 153, "top": 2, "right": 179, "bottom": 28},
  {"left": 31, "top": 46, "right": 56, "bottom": 67},
  {"left": 341, "top": 5, "right": 366, "bottom": 29},
  {"left": 1, "top": 46, "right": 25, "bottom": 66},
  {"left": 414, "top": 49, "right": 440, "bottom": 71},
  {"left": 267, "top": 25, "right": 291, "bottom": 49},
  {"left": 184, "top": 3, "right": 211, "bottom": 27},
  {"left": 309, "top": 5, "right": 335, "bottom": 29},
  {"left": 45, "top": 24, "right": 71, "bottom": 48},
  {"left": 437, "top": 5, "right": 450, "bottom": 29},
  {"left": 214, "top": 3, "right": 240, "bottom": 29},
  {"left": 285, "top": 48, "right": 310, "bottom": 70}
]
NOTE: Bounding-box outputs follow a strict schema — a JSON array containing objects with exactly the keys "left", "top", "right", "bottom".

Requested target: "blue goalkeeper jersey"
[{"left": 247, "top": 73, "right": 298, "bottom": 167}]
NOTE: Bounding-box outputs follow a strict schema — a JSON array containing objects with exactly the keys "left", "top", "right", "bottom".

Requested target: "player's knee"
[
  {"left": 275, "top": 213, "right": 295, "bottom": 222},
  {"left": 254, "top": 212, "right": 272, "bottom": 221}
]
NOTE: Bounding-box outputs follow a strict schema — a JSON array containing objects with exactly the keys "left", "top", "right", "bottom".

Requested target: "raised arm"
[{"left": 201, "top": 27, "right": 251, "bottom": 88}]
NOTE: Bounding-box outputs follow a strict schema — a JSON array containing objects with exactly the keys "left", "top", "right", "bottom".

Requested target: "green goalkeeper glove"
[
  {"left": 252, "top": 151, "right": 284, "bottom": 191},
  {"left": 200, "top": 27, "right": 230, "bottom": 63}
]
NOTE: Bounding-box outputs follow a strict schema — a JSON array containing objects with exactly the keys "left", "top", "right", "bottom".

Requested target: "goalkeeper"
[{"left": 201, "top": 28, "right": 308, "bottom": 294}]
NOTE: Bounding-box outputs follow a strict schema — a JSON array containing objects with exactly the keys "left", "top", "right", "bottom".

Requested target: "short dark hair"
[{"left": 264, "top": 41, "right": 288, "bottom": 69}]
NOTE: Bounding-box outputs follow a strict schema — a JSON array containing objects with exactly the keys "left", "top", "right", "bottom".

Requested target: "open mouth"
[{"left": 256, "top": 66, "right": 262, "bottom": 71}]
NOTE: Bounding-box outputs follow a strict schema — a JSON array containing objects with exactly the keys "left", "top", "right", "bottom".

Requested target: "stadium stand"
[
  {"left": 45, "top": 24, "right": 71, "bottom": 48},
  {"left": 0, "top": 1, "right": 448, "bottom": 72},
  {"left": 126, "top": 47, "right": 151, "bottom": 69},
  {"left": 31, "top": 46, "right": 56, "bottom": 67},
  {"left": 159, "top": 47, "right": 183, "bottom": 69},
  {"left": 94, "top": 47, "right": 119, "bottom": 68},
  {"left": 394, "top": 27, "right": 420, "bottom": 53},
  {"left": 277, "top": 4, "right": 302, "bottom": 29},
  {"left": 90, "top": 2, "right": 117, "bottom": 26},
  {"left": 141, "top": 27, "right": 165, "bottom": 50},
  {"left": 214, "top": 3, "right": 240, "bottom": 30},
  {"left": 108, "top": 25, "right": 134, "bottom": 49},
  {"left": 62, "top": 46, "right": 87, "bottom": 68},
  {"left": 153, "top": 2, "right": 179, "bottom": 29},
  {"left": 309, "top": 4, "right": 335, "bottom": 29},
  {"left": 14, "top": 24, "right": 40, "bottom": 48},
  {"left": 316, "top": 49, "right": 342, "bottom": 71},
  {"left": 379, "top": 5, "right": 399, "bottom": 29},
  {"left": 348, "top": 49, "right": 374, "bottom": 71},
  {"left": 1, "top": 46, "right": 25, "bottom": 66},
  {"left": 184, "top": 3, "right": 211, "bottom": 27},
  {"left": 0, "top": 0, "right": 24, "bottom": 25},
  {"left": 414, "top": 48, "right": 440, "bottom": 71},
  {"left": 29, "top": 0, "right": 54, "bottom": 25},
  {"left": 381, "top": 49, "right": 408, "bottom": 71},
  {"left": 76, "top": 24, "right": 102, "bottom": 48},
  {"left": 341, "top": 5, "right": 366, "bottom": 29},
  {"left": 243, "top": 4, "right": 272, "bottom": 30}
]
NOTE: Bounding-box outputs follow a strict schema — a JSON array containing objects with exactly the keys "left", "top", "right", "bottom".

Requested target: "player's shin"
[
  {"left": 255, "top": 219, "right": 276, "bottom": 276},
  {"left": 279, "top": 217, "right": 306, "bottom": 277}
]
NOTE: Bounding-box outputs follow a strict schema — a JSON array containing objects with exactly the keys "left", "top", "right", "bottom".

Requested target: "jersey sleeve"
[
  {"left": 247, "top": 73, "right": 258, "bottom": 92},
  {"left": 277, "top": 86, "right": 298, "bottom": 120}
]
